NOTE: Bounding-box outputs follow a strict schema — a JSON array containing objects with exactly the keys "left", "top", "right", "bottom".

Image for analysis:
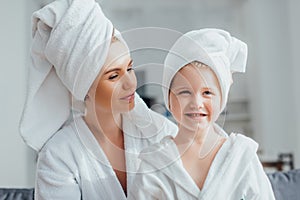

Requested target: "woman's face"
[
  {"left": 92, "top": 39, "right": 137, "bottom": 114},
  {"left": 169, "top": 64, "right": 222, "bottom": 132}
]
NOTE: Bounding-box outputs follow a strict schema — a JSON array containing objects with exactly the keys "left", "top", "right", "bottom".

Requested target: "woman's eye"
[
  {"left": 127, "top": 67, "right": 134, "bottom": 72},
  {"left": 109, "top": 74, "right": 118, "bottom": 80}
]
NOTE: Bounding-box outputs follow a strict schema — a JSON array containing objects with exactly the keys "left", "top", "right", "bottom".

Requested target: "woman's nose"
[{"left": 122, "top": 71, "right": 137, "bottom": 90}]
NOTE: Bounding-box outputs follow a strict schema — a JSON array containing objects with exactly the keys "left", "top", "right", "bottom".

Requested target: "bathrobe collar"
[{"left": 139, "top": 124, "right": 258, "bottom": 198}]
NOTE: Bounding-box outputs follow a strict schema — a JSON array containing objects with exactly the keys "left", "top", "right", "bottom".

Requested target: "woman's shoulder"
[
  {"left": 39, "top": 120, "right": 82, "bottom": 155},
  {"left": 138, "top": 136, "right": 180, "bottom": 169},
  {"left": 140, "top": 136, "right": 175, "bottom": 154}
]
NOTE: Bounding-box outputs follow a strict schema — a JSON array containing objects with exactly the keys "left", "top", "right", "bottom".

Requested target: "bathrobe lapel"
[{"left": 138, "top": 132, "right": 258, "bottom": 200}]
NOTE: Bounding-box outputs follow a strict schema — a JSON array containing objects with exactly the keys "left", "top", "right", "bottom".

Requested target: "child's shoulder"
[
  {"left": 227, "top": 132, "right": 258, "bottom": 152},
  {"left": 229, "top": 132, "right": 257, "bottom": 143}
]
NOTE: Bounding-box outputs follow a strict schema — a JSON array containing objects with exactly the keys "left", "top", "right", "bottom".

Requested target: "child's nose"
[{"left": 190, "top": 93, "right": 204, "bottom": 109}]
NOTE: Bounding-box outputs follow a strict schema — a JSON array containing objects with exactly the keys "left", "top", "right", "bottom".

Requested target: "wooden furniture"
[{"left": 262, "top": 153, "right": 294, "bottom": 171}]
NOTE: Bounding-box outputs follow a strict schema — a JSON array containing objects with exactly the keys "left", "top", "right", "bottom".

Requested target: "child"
[{"left": 128, "top": 29, "right": 275, "bottom": 199}]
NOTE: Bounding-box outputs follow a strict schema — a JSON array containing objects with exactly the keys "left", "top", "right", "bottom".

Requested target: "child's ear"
[
  {"left": 168, "top": 102, "right": 173, "bottom": 113},
  {"left": 168, "top": 99, "right": 175, "bottom": 115}
]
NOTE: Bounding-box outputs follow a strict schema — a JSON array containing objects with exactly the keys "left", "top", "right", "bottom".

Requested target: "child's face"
[{"left": 169, "top": 64, "right": 222, "bottom": 132}]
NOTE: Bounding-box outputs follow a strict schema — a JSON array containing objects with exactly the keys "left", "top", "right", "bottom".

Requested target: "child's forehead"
[
  {"left": 177, "top": 63, "right": 215, "bottom": 79},
  {"left": 170, "top": 63, "right": 220, "bottom": 88}
]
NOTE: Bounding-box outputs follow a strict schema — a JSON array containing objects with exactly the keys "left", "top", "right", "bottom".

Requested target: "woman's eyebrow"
[
  {"left": 128, "top": 59, "right": 133, "bottom": 66},
  {"left": 104, "top": 68, "right": 121, "bottom": 75},
  {"left": 104, "top": 59, "right": 133, "bottom": 75}
]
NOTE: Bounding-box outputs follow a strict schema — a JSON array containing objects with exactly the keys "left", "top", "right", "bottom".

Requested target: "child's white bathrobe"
[
  {"left": 36, "top": 111, "right": 177, "bottom": 200},
  {"left": 129, "top": 127, "right": 275, "bottom": 200}
]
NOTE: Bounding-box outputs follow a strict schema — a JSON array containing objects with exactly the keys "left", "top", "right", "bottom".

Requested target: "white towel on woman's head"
[
  {"left": 20, "top": 0, "right": 114, "bottom": 151},
  {"left": 163, "top": 28, "right": 248, "bottom": 113}
]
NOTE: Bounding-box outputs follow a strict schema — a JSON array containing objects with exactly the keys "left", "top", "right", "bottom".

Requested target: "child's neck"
[{"left": 174, "top": 125, "right": 218, "bottom": 153}]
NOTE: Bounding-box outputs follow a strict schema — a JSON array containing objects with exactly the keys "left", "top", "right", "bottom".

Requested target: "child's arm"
[{"left": 245, "top": 154, "right": 276, "bottom": 200}]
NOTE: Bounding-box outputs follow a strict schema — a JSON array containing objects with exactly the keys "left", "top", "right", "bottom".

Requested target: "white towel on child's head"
[
  {"left": 19, "top": 0, "right": 113, "bottom": 151},
  {"left": 163, "top": 28, "right": 248, "bottom": 112}
]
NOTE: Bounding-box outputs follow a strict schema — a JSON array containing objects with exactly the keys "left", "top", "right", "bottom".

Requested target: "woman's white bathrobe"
[
  {"left": 129, "top": 129, "right": 275, "bottom": 200},
  {"left": 35, "top": 112, "right": 177, "bottom": 200}
]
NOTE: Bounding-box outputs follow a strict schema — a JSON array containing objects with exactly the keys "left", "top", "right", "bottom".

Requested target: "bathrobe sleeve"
[{"left": 35, "top": 138, "right": 81, "bottom": 200}]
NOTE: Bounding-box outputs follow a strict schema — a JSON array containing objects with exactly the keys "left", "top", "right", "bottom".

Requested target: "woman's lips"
[{"left": 120, "top": 93, "right": 135, "bottom": 102}]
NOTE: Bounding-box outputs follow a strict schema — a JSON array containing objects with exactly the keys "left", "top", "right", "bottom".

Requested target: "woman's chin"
[
  {"left": 121, "top": 102, "right": 135, "bottom": 113},
  {"left": 128, "top": 102, "right": 135, "bottom": 111}
]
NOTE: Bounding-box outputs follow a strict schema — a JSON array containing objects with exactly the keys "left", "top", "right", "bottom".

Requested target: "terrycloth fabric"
[
  {"left": 35, "top": 114, "right": 177, "bottom": 200},
  {"left": 19, "top": 0, "right": 148, "bottom": 152},
  {"left": 163, "top": 28, "right": 248, "bottom": 112},
  {"left": 19, "top": 0, "right": 113, "bottom": 152},
  {"left": 129, "top": 129, "right": 275, "bottom": 200}
]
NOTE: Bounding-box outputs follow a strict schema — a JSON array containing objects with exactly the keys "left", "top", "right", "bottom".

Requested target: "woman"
[
  {"left": 19, "top": 0, "right": 176, "bottom": 199},
  {"left": 129, "top": 29, "right": 275, "bottom": 199}
]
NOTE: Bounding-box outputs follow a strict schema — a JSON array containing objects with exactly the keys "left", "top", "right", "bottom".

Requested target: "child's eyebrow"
[{"left": 171, "top": 86, "right": 191, "bottom": 91}]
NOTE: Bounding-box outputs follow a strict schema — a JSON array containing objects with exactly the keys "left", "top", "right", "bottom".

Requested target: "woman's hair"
[
  {"left": 111, "top": 28, "right": 120, "bottom": 43},
  {"left": 112, "top": 35, "right": 119, "bottom": 43}
]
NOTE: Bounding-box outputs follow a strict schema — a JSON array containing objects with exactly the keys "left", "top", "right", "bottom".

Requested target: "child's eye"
[
  {"left": 203, "top": 90, "right": 212, "bottom": 95},
  {"left": 178, "top": 90, "right": 191, "bottom": 95}
]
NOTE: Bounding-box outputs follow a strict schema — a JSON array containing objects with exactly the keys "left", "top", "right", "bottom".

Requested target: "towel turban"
[
  {"left": 163, "top": 28, "right": 248, "bottom": 113},
  {"left": 19, "top": 0, "right": 115, "bottom": 151}
]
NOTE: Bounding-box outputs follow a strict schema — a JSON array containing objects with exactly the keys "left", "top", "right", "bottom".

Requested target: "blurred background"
[{"left": 1, "top": 0, "right": 299, "bottom": 187}]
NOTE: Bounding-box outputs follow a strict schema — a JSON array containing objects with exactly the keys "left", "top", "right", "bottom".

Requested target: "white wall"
[
  {"left": 244, "top": 0, "right": 299, "bottom": 164},
  {"left": 0, "top": 1, "right": 35, "bottom": 187},
  {"left": 288, "top": 0, "right": 300, "bottom": 167}
]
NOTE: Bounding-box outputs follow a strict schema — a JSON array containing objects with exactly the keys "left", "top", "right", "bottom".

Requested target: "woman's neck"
[{"left": 84, "top": 107, "right": 123, "bottom": 143}]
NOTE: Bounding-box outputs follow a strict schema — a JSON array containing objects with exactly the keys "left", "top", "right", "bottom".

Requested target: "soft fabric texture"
[
  {"left": 129, "top": 127, "right": 275, "bottom": 200},
  {"left": 163, "top": 28, "right": 248, "bottom": 112},
  {"left": 0, "top": 188, "right": 34, "bottom": 200},
  {"left": 19, "top": 0, "right": 113, "bottom": 152},
  {"left": 267, "top": 169, "right": 300, "bottom": 200},
  {"left": 35, "top": 113, "right": 177, "bottom": 200},
  {"left": 19, "top": 0, "right": 148, "bottom": 152}
]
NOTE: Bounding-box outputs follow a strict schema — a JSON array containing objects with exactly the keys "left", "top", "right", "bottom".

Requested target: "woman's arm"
[
  {"left": 35, "top": 146, "right": 81, "bottom": 200},
  {"left": 128, "top": 162, "right": 170, "bottom": 200}
]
